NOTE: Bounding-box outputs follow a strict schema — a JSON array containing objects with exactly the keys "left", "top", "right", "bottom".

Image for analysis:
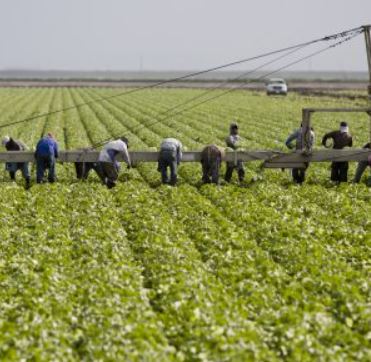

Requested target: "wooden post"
[
  {"left": 363, "top": 25, "right": 371, "bottom": 142},
  {"left": 301, "top": 109, "right": 312, "bottom": 153}
]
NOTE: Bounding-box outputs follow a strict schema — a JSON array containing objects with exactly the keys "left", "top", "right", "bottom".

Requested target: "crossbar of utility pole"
[
  {"left": 0, "top": 149, "right": 369, "bottom": 164},
  {"left": 303, "top": 107, "right": 371, "bottom": 113},
  {"left": 302, "top": 107, "right": 371, "bottom": 152}
]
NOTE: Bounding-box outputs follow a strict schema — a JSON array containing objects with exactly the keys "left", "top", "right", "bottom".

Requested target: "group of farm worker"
[
  {"left": 1, "top": 121, "right": 370, "bottom": 188},
  {"left": 285, "top": 121, "right": 370, "bottom": 184}
]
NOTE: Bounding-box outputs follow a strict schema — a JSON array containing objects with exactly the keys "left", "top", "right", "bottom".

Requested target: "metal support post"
[{"left": 363, "top": 25, "right": 371, "bottom": 142}]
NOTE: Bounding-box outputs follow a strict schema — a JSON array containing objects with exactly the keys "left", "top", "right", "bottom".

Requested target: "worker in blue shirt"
[{"left": 34, "top": 133, "right": 59, "bottom": 183}]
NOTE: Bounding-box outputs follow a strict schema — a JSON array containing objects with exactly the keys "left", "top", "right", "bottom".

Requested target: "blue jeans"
[
  {"left": 36, "top": 155, "right": 56, "bottom": 183},
  {"left": 158, "top": 150, "right": 178, "bottom": 185}
]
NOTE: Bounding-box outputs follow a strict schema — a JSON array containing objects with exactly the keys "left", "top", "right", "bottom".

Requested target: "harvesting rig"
[{"left": 0, "top": 26, "right": 370, "bottom": 171}]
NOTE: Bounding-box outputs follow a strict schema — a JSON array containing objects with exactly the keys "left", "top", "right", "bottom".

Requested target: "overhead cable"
[{"left": 0, "top": 26, "right": 363, "bottom": 131}]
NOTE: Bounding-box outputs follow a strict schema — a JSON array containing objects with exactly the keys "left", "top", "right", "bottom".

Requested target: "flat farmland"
[{"left": 0, "top": 88, "right": 370, "bottom": 361}]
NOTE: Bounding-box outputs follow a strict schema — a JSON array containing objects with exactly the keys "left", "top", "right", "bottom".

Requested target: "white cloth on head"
[
  {"left": 2, "top": 136, "right": 10, "bottom": 146},
  {"left": 340, "top": 126, "right": 349, "bottom": 133}
]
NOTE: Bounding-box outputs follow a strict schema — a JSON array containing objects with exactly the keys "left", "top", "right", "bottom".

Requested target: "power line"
[
  {"left": 158, "top": 30, "right": 364, "bottom": 124},
  {"left": 91, "top": 29, "right": 363, "bottom": 147},
  {"left": 0, "top": 26, "right": 363, "bottom": 132},
  {"left": 90, "top": 42, "right": 312, "bottom": 148}
]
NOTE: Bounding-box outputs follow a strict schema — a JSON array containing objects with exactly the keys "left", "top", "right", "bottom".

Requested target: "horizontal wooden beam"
[
  {"left": 0, "top": 149, "right": 369, "bottom": 163},
  {"left": 304, "top": 107, "right": 371, "bottom": 113},
  {"left": 263, "top": 162, "right": 307, "bottom": 169}
]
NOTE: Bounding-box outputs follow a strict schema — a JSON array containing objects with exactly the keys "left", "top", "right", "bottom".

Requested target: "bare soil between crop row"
[{"left": 0, "top": 80, "right": 369, "bottom": 101}]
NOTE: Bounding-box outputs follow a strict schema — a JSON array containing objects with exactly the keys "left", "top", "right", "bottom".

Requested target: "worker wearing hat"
[
  {"left": 225, "top": 122, "right": 245, "bottom": 182},
  {"left": 2, "top": 136, "right": 30, "bottom": 188},
  {"left": 322, "top": 121, "right": 353, "bottom": 183}
]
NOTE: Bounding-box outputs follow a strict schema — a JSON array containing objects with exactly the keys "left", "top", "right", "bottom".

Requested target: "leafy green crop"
[{"left": 0, "top": 88, "right": 369, "bottom": 361}]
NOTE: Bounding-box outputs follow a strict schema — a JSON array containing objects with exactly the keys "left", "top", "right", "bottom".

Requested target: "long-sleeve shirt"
[
  {"left": 98, "top": 139, "right": 131, "bottom": 165},
  {"left": 35, "top": 137, "right": 59, "bottom": 158},
  {"left": 322, "top": 130, "right": 352, "bottom": 149},
  {"left": 225, "top": 134, "right": 241, "bottom": 150},
  {"left": 160, "top": 138, "right": 183, "bottom": 162},
  {"left": 201, "top": 145, "right": 223, "bottom": 164},
  {"left": 5, "top": 138, "right": 28, "bottom": 151},
  {"left": 285, "top": 128, "right": 315, "bottom": 150}
]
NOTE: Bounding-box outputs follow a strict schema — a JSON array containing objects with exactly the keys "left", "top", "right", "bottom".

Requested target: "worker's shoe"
[
  {"left": 25, "top": 177, "right": 31, "bottom": 189},
  {"left": 106, "top": 180, "right": 116, "bottom": 189}
]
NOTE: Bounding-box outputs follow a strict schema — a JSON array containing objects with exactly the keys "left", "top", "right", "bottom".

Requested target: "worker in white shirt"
[
  {"left": 158, "top": 138, "right": 182, "bottom": 185},
  {"left": 98, "top": 137, "right": 131, "bottom": 188}
]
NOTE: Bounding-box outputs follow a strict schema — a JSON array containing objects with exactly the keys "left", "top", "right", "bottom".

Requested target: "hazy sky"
[{"left": 1, "top": 0, "right": 370, "bottom": 71}]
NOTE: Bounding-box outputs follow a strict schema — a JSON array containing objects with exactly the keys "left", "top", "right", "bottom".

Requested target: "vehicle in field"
[{"left": 266, "top": 78, "right": 288, "bottom": 95}]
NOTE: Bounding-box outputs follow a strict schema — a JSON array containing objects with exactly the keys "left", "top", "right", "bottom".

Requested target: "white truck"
[{"left": 266, "top": 78, "right": 288, "bottom": 96}]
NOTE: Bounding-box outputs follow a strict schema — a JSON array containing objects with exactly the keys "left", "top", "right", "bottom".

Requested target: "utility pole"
[{"left": 363, "top": 25, "right": 371, "bottom": 142}]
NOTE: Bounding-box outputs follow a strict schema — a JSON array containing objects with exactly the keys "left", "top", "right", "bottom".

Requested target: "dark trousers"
[
  {"left": 158, "top": 150, "right": 177, "bottom": 185},
  {"left": 98, "top": 162, "right": 119, "bottom": 188},
  {"left": 36, "top": 155, "right": 56, "bottom": 183},
  {"left": 75, "top": 162, "right": 101, "bottom": 180},
  {"left": 225, "top": 161, "right": 245, "bottom": 182},
  {"left": 331, "top": 161, "right": 348, "bottom": 183},
  {"left": 292, "top": 163, "right": 308, "bottom": 184},
  {"left": 202, "top": 158, "right": 221, "bottom": 184},
  {"left": 292, "top": 168, "right": 306, "bottom": 184},
  {"left": 353, "top": 160, "right": 369, "bottom": 183},
  {"left": 6, "top": 162, "right": 30, "bottom": 182}
]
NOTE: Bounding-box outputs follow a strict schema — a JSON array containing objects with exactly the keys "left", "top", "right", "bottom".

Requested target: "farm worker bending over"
[
  {"left": 285, "top": 125, "right": 315, "bottom": 184},
  {"left": 353, "top": 142, "right": 371, "bottom": 185},
  {"left": 98, "top": 137, "right": 131, "bottom": 189},
  {"left": 200, "top": 144, "right": 223, "bottom": 184},
  {"left": 158, "top": 138, "right": 182, "bottom": 185},
  {"left": 322, "top": 122, "right": 353, "bottom": 183},
  {"left": 35, "top": 133, "right": 59, "bottom": 184},
  {"left": 225, "top": 122, "right": 245, "bottom": 182},
  {"left": 75, "top": 160, "right": 101, "bottom": 180},
  {"left": 2, "top": 136, "right": 31, "bottom": 188}
]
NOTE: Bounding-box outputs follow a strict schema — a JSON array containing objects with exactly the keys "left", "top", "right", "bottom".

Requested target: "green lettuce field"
[{"left": 0, "top": 88, "right": 370, "bottom": 361}]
